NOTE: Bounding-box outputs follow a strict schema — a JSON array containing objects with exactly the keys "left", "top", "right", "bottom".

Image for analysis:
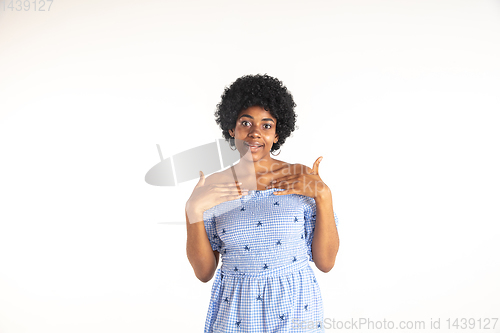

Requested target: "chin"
[{"left": 241, "top": 152, "right": 265, "bottom": 162}]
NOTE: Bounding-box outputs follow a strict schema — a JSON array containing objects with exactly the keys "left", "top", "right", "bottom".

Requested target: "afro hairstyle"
[{"left": 214, "top": 73, "right": 297, "bottom": 153}]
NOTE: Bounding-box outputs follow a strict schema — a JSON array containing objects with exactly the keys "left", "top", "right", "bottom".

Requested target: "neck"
[{"left": 233, "top": 155, "right": 279, "bottom": 179}]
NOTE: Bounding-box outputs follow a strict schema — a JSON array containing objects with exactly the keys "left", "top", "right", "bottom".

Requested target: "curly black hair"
[{"left": 214, "top": 74, "right": 297, "bottom": 153}]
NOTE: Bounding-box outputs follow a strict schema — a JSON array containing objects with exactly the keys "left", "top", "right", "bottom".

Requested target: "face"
[{"left": 229, "top": 106, "right": 279, "bottom": 162}]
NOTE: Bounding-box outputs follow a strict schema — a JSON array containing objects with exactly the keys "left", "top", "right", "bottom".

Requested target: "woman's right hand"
[{"left": 185, "top": 171, "right": 248, "bottom": 216}]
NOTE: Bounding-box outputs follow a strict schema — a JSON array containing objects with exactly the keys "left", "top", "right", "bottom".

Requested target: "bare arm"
[
  {"left": 185, "top": 207, "right": 219, "bottom": 283},
  {"left": 185, "top": 171, "right": 246, "bottom": 282},
  {"left": 311, "top": 187, "right": 339, "bottom": 273}
]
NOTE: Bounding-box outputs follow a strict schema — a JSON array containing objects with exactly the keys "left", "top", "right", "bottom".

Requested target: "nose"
[{"left": 248, "top": 126, "right": 261, "bottom": 138}]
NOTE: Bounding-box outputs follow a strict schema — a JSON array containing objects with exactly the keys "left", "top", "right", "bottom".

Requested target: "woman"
[{"left": 185, "top": 74, "right": 339, "bottom": 332}]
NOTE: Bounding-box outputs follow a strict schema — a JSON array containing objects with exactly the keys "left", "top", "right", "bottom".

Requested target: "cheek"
[{"left": 233, "top": 125, "right": 244, "bottom": 134}]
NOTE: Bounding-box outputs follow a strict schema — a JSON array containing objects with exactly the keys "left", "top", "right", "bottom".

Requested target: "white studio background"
[{"left": 1, "top": 0, "right": 499, "bottom": 332}]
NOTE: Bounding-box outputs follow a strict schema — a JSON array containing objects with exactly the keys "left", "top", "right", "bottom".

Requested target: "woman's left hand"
[{"left": 266, "top": 156, "right": 330, "bottom": 199}]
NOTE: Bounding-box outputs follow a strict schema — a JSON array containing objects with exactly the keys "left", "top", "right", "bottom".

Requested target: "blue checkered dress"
[{"left": 203, "top": 188, "right": 339, "bottom": 332}]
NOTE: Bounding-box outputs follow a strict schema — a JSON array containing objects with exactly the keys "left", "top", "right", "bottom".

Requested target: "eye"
[
  {"left": 241, "top": 120, "right": 251, "bottom": 126},
  {"left": 264, "top": 124, "right": 272, "bottom": 129}
]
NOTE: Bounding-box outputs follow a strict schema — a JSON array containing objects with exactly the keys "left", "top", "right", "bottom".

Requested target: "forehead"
[{"left": 237, "top": 106, "right": 276, "bottom": 121}]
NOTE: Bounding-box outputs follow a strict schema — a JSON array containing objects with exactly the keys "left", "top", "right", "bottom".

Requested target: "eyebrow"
[{"left": 238, "top": 114, "right": 275, "bottom": 123}]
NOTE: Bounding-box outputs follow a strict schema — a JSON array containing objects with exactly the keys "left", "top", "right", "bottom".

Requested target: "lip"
[
  {"left": 244, "top": 142, "right": 263, "bottom": 152},
  {"left": 244, "top": 142, "right": 263, "bottom": 148}
]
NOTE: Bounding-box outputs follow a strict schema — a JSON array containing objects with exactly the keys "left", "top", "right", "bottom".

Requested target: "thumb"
[
  {"left": 313, "top": 156, "right": 322, "bottom": 174},
  {"left": 196, "top": 170, "right": 205, "bottom": 187}
]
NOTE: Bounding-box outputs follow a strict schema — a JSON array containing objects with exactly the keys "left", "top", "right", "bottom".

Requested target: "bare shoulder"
[
  {"left": 279, "top": 162, "right": 311, "bottom": 176},
  {"left": 203, "top": 171, "right": 225, "bottom": 187},
  {"left": 269, "top": 159, "right": 295, "bottom": 173},
  {"left": 293, "top": 163, "right": 313, "bottom": 174},
  {"left": 203, "top": 169, "right": 239, "bottom": 186}
]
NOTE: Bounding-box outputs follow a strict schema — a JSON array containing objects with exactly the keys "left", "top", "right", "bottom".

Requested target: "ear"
[
  {"left": 274, "top": 134, "right": 279, "bottom": 143},
  {"left": 229, "top": 128, "right": 234, "bottom": 137}
]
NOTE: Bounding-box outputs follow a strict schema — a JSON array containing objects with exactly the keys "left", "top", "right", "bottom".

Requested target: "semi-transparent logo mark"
[
  {"left": 147, "top": 139, "right": 242, "bottom": 225},
  {"left": 145, "top": 139, "right": 240, "bottom": 186}
]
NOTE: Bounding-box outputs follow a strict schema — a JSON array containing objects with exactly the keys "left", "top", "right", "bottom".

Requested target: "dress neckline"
[{"left": 247, "top": 188, "right": 286, "bottom": 196}]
